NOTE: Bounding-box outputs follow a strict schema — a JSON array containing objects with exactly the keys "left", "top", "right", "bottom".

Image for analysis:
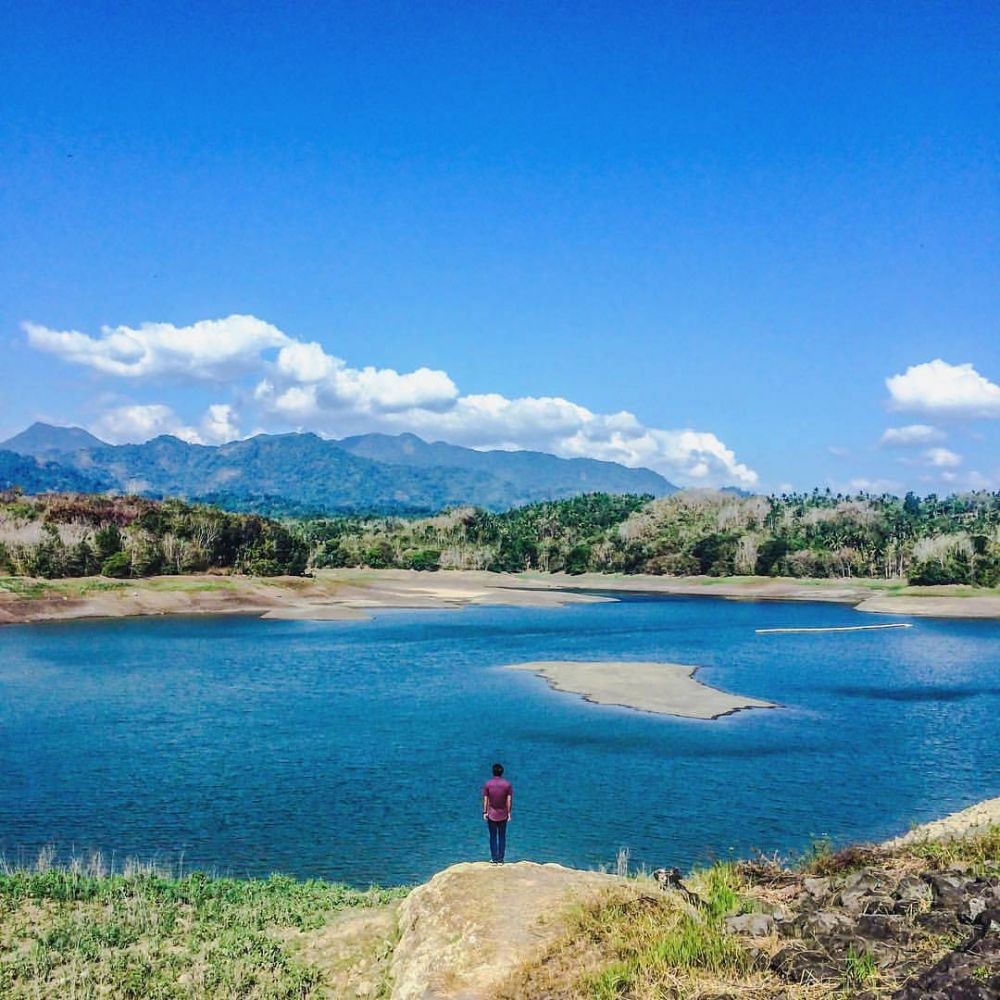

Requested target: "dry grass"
[{"left": 492, "top": 863, "right": 800, "bottom": 1000}]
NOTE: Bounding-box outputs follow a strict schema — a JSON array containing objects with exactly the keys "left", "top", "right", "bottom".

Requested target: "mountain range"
[{"left": 0, "top": 423, "right": 676, "bottom": 515}]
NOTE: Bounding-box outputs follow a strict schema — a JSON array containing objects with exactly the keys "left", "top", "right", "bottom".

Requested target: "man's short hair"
[{"left": 492, "top": 762, "right": 504, "bottom": 776}]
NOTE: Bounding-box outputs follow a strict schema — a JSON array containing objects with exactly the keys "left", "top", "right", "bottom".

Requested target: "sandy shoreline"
[
  {"left": 507, "top": 659, "right": 776, "bottom": 720},
  {"left": 884, "top": 796, "right": 1000, "bottom": 847},
  {"left": 1, "top": 568, "right": 998, "bottom": 626}
]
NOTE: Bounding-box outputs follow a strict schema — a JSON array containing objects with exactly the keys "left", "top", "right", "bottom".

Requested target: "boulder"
[
  {"left": 843, "top": 869, "right": 883, "bottom": 893},
  {"left": 724, "top": 912, "right": 775, "bottom": 937},
  {"left": 838, "top": 888, "right": 870, "bottom": 914},
  {"left": 926, "top": 871, "right": 974, "bottom": 909},
  {"left": 801, "top": 910, "right": 854, "bottom": 939},
  {"left": 895, "top": 875, "right": 932, "bottom": 902},
  {"left": 389, "top": 861, "right": 621, "bottom": 1000},
  {"left": 862, "top": 894, "right": 896, "bottom": 915},
  {"left": 802, "top": 876, "right": 830, "bottom": 901},
  {"left": 770, "top": 945, "right": 841, "bottom": 984},
  {"left": 856, "top": 913, "right": 911, "bottom": 943}
]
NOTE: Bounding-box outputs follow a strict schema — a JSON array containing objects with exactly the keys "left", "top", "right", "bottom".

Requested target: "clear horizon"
[{"left": 2, "top": 2, "right": 997, "bottom": 493}]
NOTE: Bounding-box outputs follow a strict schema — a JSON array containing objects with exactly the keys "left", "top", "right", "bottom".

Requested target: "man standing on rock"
[{"left": 482, "top": 763, "right": 513, "bottom": 865}]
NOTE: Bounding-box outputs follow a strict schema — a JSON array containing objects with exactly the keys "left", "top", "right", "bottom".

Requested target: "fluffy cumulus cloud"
[
  {"left": 24, "top": 316, "right": 290, "bottom": 379},
  {"left": 270, "top": 340, "right": 459, "bottom": 412},
  {"left": 886, "top": 359, "right": 1000, "bottom": 418},
  {"left": 94, "top": 404, "right": 201, "bottom": 444},
  {"left": 25, "top": 314, "right": 758, "bottom": 487},
  {"left": 878, "top": 424, "right": 945, "bottom": 448},
  {"left": 201, "top": 404, "right": 241, "bottom": 443},
  {"left": 94, "top": 403, "right": 241, "bottom": 446}
]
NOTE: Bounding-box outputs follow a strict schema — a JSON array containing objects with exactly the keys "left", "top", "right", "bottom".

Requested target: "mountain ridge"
[{"left": 0, "top": 423, "right": 677, "bottom": 514}]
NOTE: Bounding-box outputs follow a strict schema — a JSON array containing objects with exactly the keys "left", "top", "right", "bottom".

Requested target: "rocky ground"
[
  {"left": 731, "top": 842, "right": 1000, "bottom": 998},
  {"left": 371, "top": 808, "right": 1000, "bottom": 999}
]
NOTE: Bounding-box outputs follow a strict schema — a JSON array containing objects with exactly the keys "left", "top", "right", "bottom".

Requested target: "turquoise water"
[{"left": 1, "top": 595, "right": 998, "bottom": 886}]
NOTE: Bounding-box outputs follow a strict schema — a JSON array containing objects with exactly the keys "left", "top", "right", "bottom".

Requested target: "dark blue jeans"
[{"left": 488, "top": 819, "right": 507, "bottom": 863}]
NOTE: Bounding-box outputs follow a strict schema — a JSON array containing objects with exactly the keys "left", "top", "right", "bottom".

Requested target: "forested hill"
[
  {"left": 0, "top": 423, "right": 675, "bottom": 514},
  {"left": 303, "top": 489, "right": 1000, "bottom": 585}
]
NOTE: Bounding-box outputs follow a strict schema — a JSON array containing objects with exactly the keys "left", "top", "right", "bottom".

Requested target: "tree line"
[
  {"left": 302, "top": 489, "right": 1000, "bottom": 586},
  {"left": 0, "top": 492, "right": 308, "bottom": 579},
  {"left": 3, "top": 488, "right": 998, "bottom": 586}
]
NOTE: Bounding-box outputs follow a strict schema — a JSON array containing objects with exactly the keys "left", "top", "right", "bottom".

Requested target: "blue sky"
[{"left": 2, "top": 1, "right": 997, "bottom": 492}]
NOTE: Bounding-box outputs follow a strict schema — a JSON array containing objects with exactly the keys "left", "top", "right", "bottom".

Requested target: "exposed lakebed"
[{"left": 1, "top": 594, "right": 997, "bottom": 885}]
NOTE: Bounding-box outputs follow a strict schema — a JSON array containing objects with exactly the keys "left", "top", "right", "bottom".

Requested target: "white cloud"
[
  {"left": 94, "top": 404, "right": 201, "bottom": 444},
  {"left": 272, "top": 340, "right": 459, "bottom": 412},
  {"left": 886, "top": 359, "right": 1000, "bottom": 418},
  {"left": 275, "top": 341, "right": 337, "bottom": 383},
  {"left": 896, "top": 446, "right": 964, "bottom": 471},
  {"left": 28, "top": 313, "right": 758, "bottom": 487},
  {"left": 94, "top": 402, "right": 242, "bottom": 445},
  {"left": 24, "top": 315, "right": 290, "bottom": 379},
  {"left": 878, "top": 424, "right": 945, "bottom": 448},
  {"left": 845, "top": 477, "right": 903, "bottom": 494},
  {"left": 201, "top": 404, "right": 241, "bottom": 444},
  {"left": 922, "top": 446, "right": 962, "bottom": 468}
]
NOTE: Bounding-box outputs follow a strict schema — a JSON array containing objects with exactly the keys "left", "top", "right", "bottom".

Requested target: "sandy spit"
[
  {"left": 534, "top": 573, "right": 1000, "bottom": 619},
  {"left": 855, "top": 594, "right": 1000, "bottom": 619},
  {"left": 506, "top": 659, "right": 776, "bottom": 720},
  {"left": 884, "top": 796, "right": 1000, "bottom": 847}
]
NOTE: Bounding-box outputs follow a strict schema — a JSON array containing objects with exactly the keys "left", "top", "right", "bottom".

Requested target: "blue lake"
[{"left": 1, "top": 594, "right": 998, "bottom": 886}]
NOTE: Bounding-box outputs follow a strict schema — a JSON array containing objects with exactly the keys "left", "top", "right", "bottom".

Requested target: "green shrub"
[{"left": 101, "top": 551, "right": 132, "bottom": 578}]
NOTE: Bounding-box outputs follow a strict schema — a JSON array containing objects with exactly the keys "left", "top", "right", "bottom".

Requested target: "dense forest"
[
  {"left": 303, "top": 489, "right": 1000, "bottom": 586},
  {"left": 3, "top": 489, "right": 998, "bottom": 586},
  {"left": 0, "top": 492, "right": 308, "bottom": 578}
]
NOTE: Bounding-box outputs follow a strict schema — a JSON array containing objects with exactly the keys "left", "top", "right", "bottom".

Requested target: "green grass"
[
  {"left": 580, "top": 863, "right": 756, "bottom": 999},
  {"left": 50, "top": 578, "right": 129, "bottom": 596},
  {"left": 903, "top": 824, "right": 1000, "bottom": 877},
  {"left": 141, "top": 577, "right": 238, "bottom": 592},
  {"left": 0, "top": 576, "right": 53, "bottom": 598},
  {"left": 842, "top": 945, "right": 878, "bottom": 989},
  {"left": 791, "top": 824, "right": 1000, "bottom": 880},
  {"left": 0, "top": 862, "right": 408, "bottom": 999}
]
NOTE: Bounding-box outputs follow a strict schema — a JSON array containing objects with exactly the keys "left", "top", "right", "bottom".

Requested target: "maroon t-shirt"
[{"left": 482, "top": 777, "right": 512, "bottom": 821}]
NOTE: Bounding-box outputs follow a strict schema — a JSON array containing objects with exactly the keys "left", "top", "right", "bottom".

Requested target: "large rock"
[
  {"left": 389, "top": 861, "right": 621, "bottom": 1000},
  {"left": 724, "top": 912, "right": 775, "bottom": 937},
  {"left": 927, "top": 871, "right": 975, "bottom": 910}
]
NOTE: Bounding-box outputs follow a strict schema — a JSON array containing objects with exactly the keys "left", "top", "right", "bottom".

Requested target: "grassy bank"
[
  {"left": 0, "top": 856, "right": 406, "bottom": 999},
  {"left": 4, "top": 826, "right": 997, "bottom": 998}
]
